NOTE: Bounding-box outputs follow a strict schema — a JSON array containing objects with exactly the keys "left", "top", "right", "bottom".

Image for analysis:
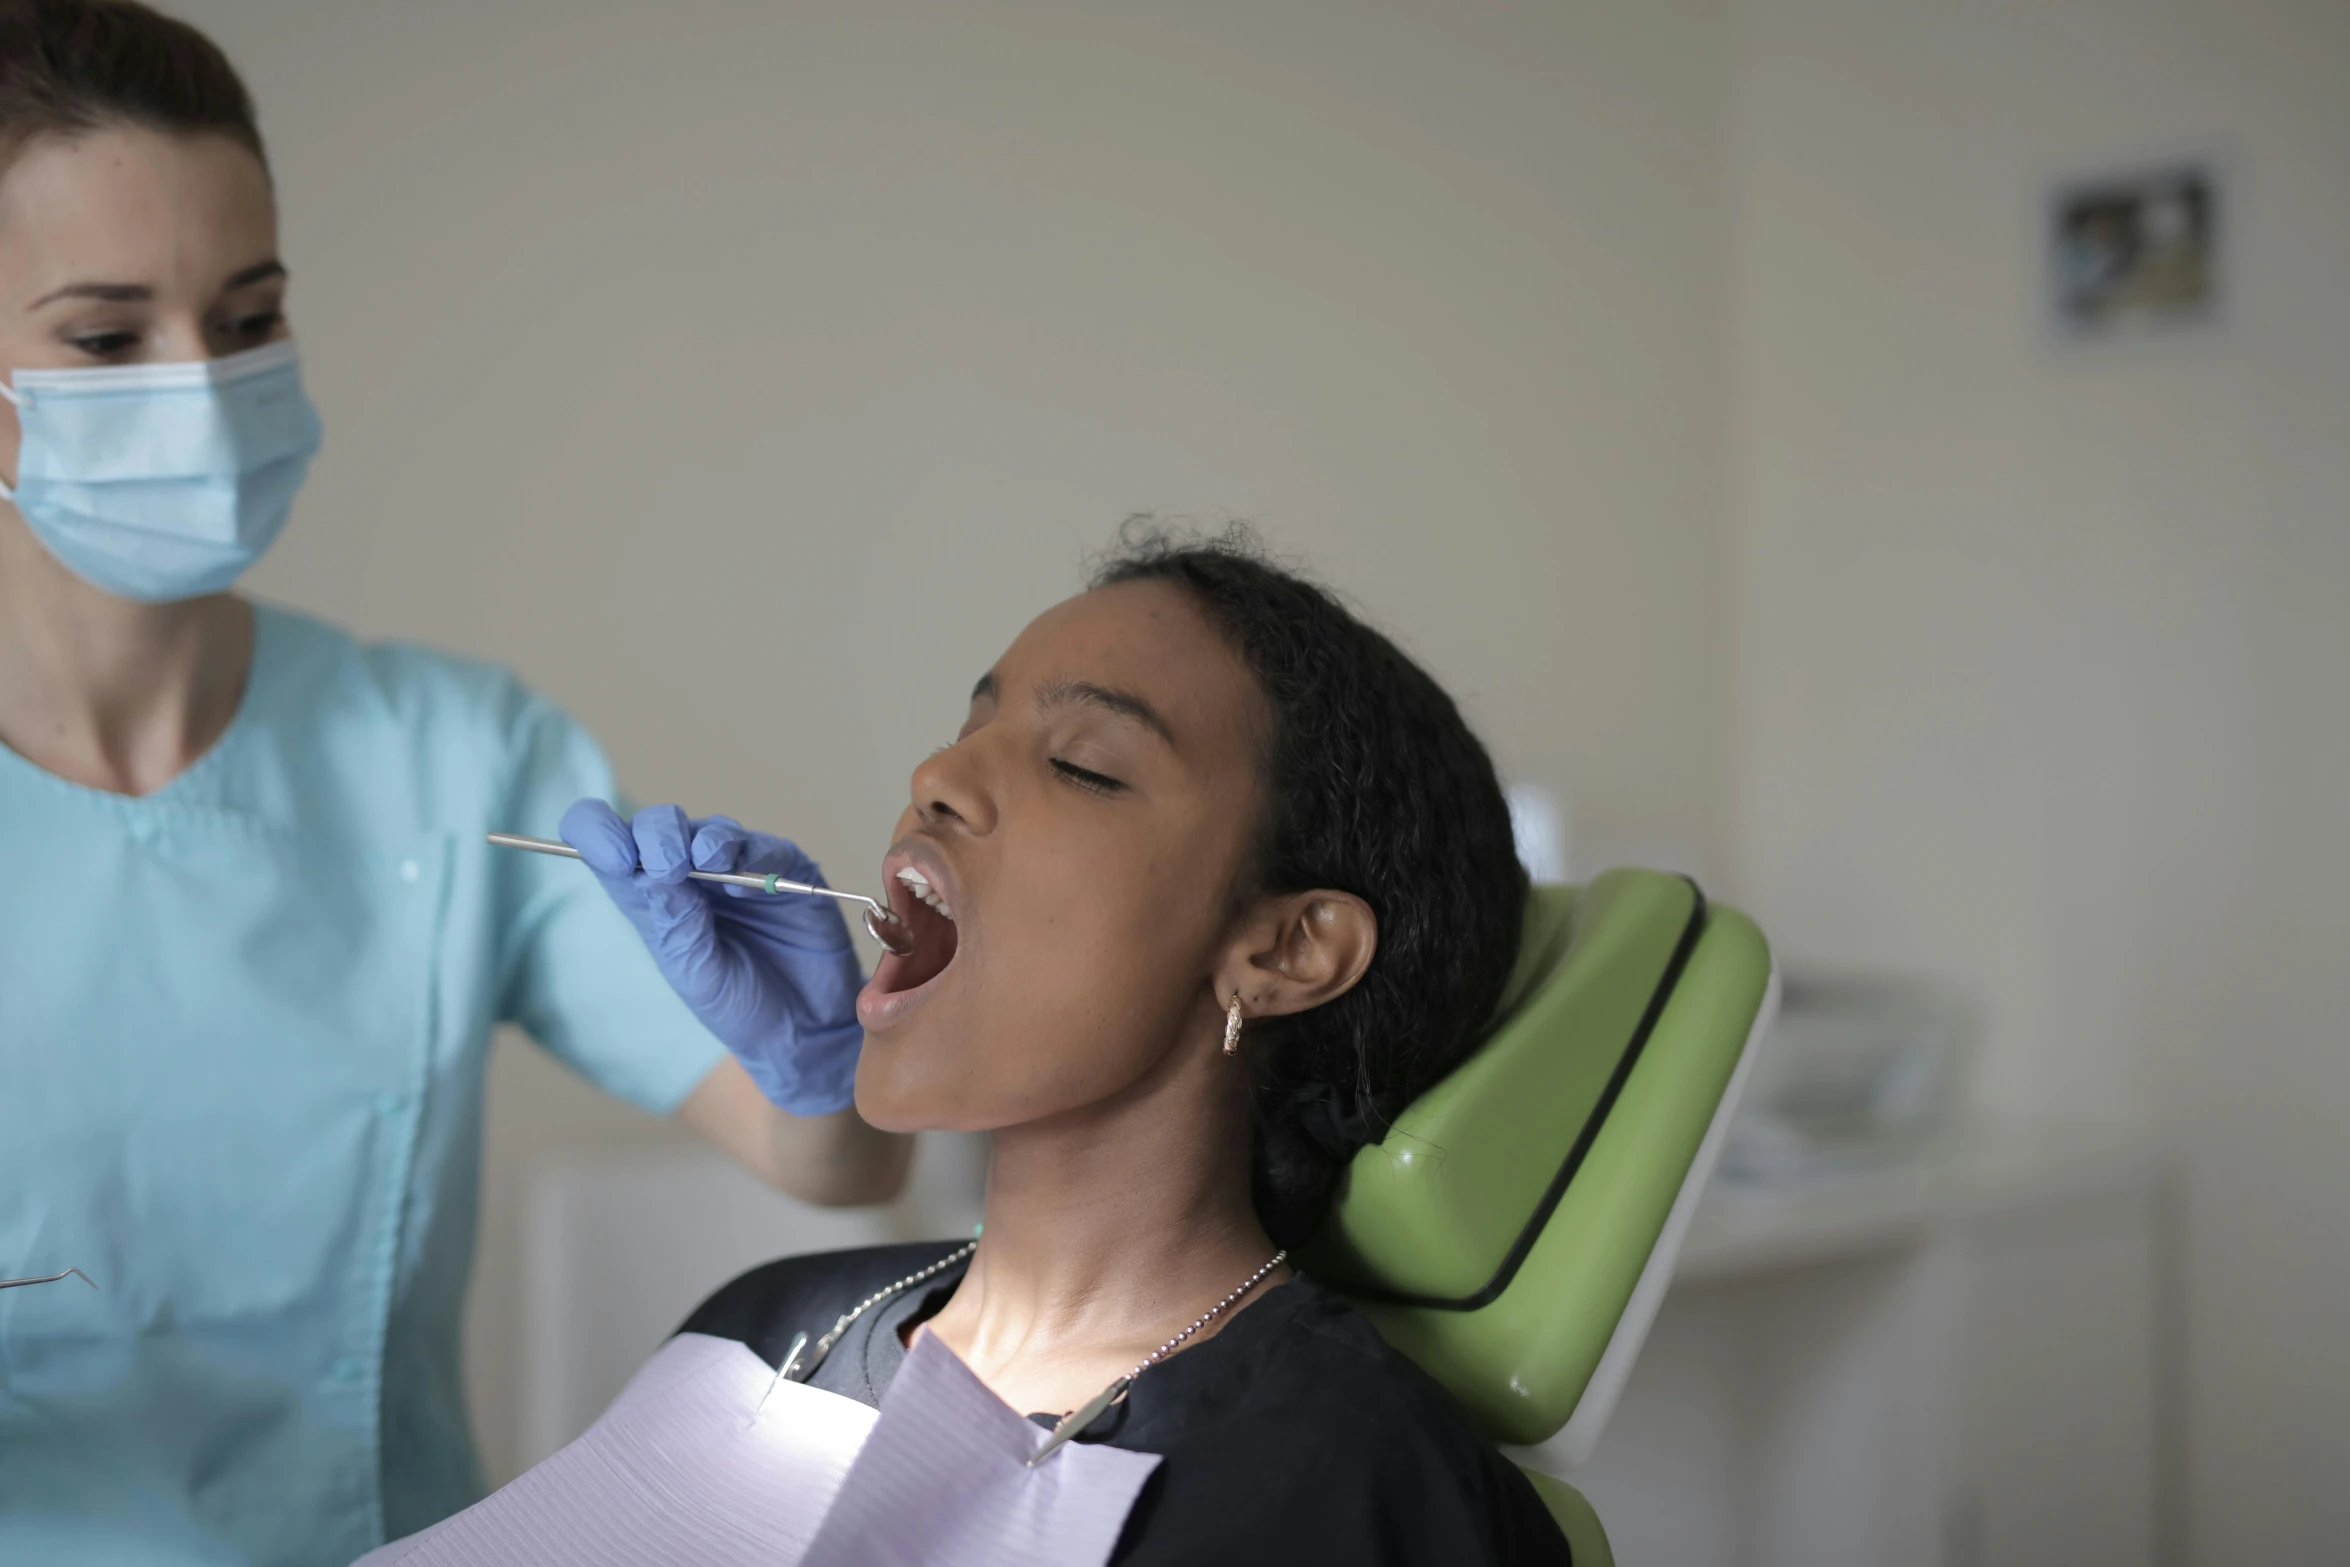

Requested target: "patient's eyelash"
[{"left": 1051, "top": 758, "right": 1126, "bottom": 795}]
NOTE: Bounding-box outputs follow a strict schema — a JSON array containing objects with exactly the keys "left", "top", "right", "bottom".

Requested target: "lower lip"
[{"left": 856, "top": 941, "right": 952, "bottom": 1031}]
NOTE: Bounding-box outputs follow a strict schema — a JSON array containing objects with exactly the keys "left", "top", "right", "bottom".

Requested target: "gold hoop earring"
[{"left": 1223, "top": 993, "right": 1244, "bottom": 1056}]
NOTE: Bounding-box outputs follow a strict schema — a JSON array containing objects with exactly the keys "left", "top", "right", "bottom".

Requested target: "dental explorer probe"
[
  {"left": 485, "top": 833, "right": 917, "bottom": 957},
  {"left": 0, "top": 1268, "right": 96, "bottom": 1291}
]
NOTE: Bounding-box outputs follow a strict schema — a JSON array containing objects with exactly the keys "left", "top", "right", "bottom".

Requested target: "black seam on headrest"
[{"left": 1348, "top": 875, "right": 1709, "bottom": 1313}]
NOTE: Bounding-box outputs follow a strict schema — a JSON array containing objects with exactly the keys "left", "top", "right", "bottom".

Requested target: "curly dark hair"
[{"left": 1089, "top": 520, "right": 1527, "bottom": 1244}]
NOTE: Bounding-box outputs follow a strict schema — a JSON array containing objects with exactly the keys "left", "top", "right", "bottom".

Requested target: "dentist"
[{"left": 0, "top": 3, "right": 904, "bottom": 1562}]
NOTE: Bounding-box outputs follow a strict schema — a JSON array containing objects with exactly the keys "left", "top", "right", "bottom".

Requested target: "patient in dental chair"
[{"left": 367, "top": 525, "right": 1570, "bottom": 1566}]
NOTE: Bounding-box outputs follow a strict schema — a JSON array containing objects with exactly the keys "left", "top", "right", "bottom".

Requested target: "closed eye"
[{"left": 1051, "top": 758, "right": 1126, "bottom": 795}]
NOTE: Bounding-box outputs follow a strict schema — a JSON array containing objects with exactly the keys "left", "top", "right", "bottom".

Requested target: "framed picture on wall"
[{"left": 2047, "top": 164, "right": 2220, "bottom": 337}]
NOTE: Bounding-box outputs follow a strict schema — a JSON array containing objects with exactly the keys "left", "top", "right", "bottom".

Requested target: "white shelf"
[{"left": 1676, "top": 1119, "right": 2159, "bottom": 1284}]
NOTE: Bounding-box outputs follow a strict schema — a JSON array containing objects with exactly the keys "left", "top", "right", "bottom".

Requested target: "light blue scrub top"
[{"left": 0, "top": 604, "right": 727, "bottom": 1565}]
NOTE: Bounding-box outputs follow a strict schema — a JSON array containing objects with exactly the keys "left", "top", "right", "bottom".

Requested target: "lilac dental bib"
[{"left": 356, "top": 1330, "right": 1159, "bottom": 1567}]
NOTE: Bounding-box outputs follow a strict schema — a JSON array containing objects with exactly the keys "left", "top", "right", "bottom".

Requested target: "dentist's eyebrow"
[
  {"left": 27, "top": 280, "right": 150, "bottom": 310},
  {"left": 971, "top": 671, "right": 997, "bottom": 704},
  {"left": 223, "top": 258, "right": 288, "bottom": 291},
  {"left": 27, "top": 259, "right": 285, "bottom": 312},
  {"left": 1033, "top": 677, "right": 1176, "bottom": 746}
]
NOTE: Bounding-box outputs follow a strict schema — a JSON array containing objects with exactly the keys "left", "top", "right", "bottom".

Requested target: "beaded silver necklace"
[
  {"left": 762, "top": 1240, "right": 1289, "bottom": 1467},
  {"left": 1026, "top": 1247, "right": 1288, "bottom": 1467}
]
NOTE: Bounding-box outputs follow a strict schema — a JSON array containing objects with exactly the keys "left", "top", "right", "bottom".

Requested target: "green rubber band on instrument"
[{"left": 764, "top": 873, "right": 785, "bottom": 894}]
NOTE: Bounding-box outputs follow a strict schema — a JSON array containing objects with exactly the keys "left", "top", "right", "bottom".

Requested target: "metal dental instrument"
[
  {"left": 485, "top": 833, "right": 916, "bottom": 957},
  {"left": 1, "top": 1268, "right": 96, "bottom": 1291}
]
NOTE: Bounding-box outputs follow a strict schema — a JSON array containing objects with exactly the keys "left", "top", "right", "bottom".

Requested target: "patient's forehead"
[{"left": 990, "top": 581, "right": 1267, "bottom": 758}]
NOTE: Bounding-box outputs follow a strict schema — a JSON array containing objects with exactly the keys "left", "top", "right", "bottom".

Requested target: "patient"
[{"left": 386, "top": 526, "right": 1566, "bottom": 1565}]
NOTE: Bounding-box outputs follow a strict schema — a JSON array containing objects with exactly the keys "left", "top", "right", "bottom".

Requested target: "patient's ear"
[{"left": 1216, "top": 891, "right": 1378, "bottom": 1023}]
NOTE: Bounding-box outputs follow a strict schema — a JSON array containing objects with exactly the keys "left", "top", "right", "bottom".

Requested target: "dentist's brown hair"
[{"left": 0, "top": 0, "right": 262, "bottom": 173}]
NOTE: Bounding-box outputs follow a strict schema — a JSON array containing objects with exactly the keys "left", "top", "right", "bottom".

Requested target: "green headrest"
[{"left": 1302, "top": 869, "right": 1772, "bottom": 1448}]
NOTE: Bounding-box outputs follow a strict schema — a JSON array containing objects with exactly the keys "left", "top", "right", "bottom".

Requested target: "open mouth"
[{"left": 857, "top": 852, "right": 963, "bottom": 1028}]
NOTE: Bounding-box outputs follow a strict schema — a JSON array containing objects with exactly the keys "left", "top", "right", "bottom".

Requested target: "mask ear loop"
[{"left": 0, "top": 377, "right": 26, "bottom": 501}]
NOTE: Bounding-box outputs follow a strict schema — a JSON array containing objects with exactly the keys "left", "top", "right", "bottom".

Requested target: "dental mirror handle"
[{"left": 485, "top": 833, "right": 915, "bottom": 955}]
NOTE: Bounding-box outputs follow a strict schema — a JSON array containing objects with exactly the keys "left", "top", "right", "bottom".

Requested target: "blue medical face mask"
[{"left": 0, "top": 339, "right": 324, "bottom": 603}]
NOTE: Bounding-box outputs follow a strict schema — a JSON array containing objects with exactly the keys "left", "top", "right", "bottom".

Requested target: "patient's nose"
[{"left": 910, "top": 740, "right": 997, "bottom": 835}]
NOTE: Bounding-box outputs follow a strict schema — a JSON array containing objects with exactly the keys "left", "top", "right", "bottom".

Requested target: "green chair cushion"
[{"left": 1303, "top": 869, "right": 1772, "bottom": 1447}]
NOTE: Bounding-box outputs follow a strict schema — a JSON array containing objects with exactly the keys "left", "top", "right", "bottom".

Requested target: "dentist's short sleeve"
[{"left": 495, "top": 699, "right": 726, "bottom": 1113}]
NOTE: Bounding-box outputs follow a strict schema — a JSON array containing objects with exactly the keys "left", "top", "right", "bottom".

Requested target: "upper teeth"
[{"left": 895, "top": 865, "right": 953, "bottom": 920}]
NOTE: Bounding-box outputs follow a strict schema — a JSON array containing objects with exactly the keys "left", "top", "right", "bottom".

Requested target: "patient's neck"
[{"left": 920, "top": 1040, "right": 1286, "bottom": 1416}]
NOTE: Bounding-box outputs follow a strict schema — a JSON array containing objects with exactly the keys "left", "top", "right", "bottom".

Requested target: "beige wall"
[
  {"left": 177, "top": 0, "right": 1734, "bottom": 1482},
  {"left": 1725, "top": 0, "right": 2350, "bottom": 1558}
]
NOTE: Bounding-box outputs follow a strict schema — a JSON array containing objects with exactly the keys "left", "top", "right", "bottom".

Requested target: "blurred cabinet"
[{"left": 1573, "top": 1122, "right": 2159, "bottom": 1567}]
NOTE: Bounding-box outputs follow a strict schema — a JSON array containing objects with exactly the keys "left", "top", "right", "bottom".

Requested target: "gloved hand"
[{"left": 559, "top": 798, "right": 865, "bottom": 1116}]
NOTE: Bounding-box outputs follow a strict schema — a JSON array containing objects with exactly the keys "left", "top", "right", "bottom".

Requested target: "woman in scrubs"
[{"left": 0, "top": 4, "right": 905, "bottom": 1562}]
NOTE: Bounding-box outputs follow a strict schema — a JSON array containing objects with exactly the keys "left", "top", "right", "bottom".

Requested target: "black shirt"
[{"left": 679, "top": 1241, "right": 1575, "bottom": 1566}]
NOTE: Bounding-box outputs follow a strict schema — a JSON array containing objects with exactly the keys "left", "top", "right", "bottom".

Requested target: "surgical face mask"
[{"left": 0, "top": 339, "right": 323, "bottom": 603}]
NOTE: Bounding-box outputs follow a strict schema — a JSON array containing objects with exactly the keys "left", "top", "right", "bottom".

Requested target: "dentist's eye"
[
  {"left": 68, "top": 331, "right": 138, "bottom": 358},
  {"left": 231, "top": 310, "right": 283, "bottom": 340},
  {"left": 1051, "top": 758, "right": 1126, "bottom": 795}
]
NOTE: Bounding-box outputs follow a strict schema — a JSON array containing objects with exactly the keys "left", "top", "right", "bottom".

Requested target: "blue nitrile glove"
[{"left": 560, "top": 798, "right": 865, "bottom": 1115}]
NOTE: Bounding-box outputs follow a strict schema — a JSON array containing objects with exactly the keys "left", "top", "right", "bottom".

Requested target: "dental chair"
[{"left": 1303, "top": 870, "right": 1778, "bottom": 1566}]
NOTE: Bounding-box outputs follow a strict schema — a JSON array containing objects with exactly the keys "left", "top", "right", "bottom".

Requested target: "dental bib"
[{"left": 355, "top": 1330, "right": 1159, "bottom": 1567}]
